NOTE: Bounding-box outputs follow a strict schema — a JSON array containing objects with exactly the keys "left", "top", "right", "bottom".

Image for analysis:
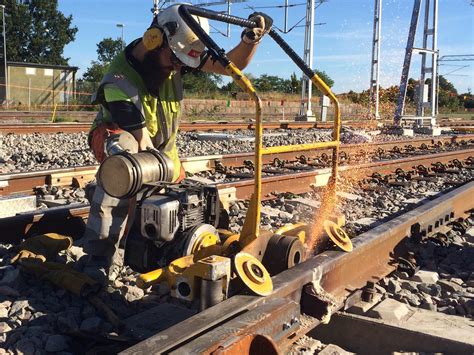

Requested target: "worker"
[{"left": 82, "top": 4, "right": 272, "bottom": 285}]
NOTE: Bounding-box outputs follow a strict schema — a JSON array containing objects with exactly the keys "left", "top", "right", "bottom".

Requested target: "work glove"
[
  {"left": 18, "top": 259, "right": 101, "bottom": 297},
  {"left": 241, "top": 12, "right": 273, "bottom": 45},
  {"left": 11, "top": 233, "right": 73, "bottom": 264}
]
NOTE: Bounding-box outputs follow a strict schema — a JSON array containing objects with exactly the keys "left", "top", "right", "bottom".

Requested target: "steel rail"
[
  {"left": 1, "top": 137, "right": 473, "bottom": 196},
  {"left": 2, "top": 149, "right": 473, "bottom": 244},
  {"left": 221, "top": 148, "right": 474, "bottom": 200},
  {"left": 0, "top": 166, "right": 97, "bottom": 196},
  {"left": 0, "top": 121, "right": 378, "bottom": 135},
  {"left": 1, "top": 119, "right": 472, "bottom": 135},
  {"left": 121, "top": 180, "right": 474, "bottom": 354},
  {"left": 182, "top": 134, "right": 474, "bottom": 172}
]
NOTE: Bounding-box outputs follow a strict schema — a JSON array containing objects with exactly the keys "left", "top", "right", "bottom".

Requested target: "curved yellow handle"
[{"left": 137, "top": 268, "right": 165, "bottom": 289}]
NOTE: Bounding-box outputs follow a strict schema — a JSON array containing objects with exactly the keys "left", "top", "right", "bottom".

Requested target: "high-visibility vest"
[{"left": 91, "top": 49, "right": 183, "bottom": 182}]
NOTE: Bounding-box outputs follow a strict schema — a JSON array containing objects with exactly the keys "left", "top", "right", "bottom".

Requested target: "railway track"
[
  {"left": 1, "top": 138, "right": 473, "bottom": 352},
  {"left": 0, "top": 120, "right": 377, "bottom": 134},
  {"left": 122, "top": 180, "right": 474, "bottom": 353},
  {"left": 2, "top": 144, "right": 473, "bottom": 243},
  {"left": 1, "top": 134, "right": 473, "bottom": 196},
  {"left": 0, "top": 117, "right": 472, "bottom": 135}
]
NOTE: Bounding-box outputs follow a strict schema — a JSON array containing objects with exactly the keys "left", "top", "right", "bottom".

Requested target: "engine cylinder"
[{"left": 97, "top": 150, "right": 174, "bottom": 199}]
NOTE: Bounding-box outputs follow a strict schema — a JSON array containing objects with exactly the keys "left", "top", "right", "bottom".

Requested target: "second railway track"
[{"left": 1, "top": 134, "right": 473, "bottom": 196}]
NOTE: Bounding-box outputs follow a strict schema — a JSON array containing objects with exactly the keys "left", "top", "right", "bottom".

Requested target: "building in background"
[{"left": 5, "top": 62, "right": 78, "bottom": 109}]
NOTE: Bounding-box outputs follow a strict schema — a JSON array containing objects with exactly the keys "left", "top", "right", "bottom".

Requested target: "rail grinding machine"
[{"left": 96, "top": 4, "right": 348, "bottom": 311}]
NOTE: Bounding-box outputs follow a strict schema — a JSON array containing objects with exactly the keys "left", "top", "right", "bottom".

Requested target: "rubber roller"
[{"left": 97, "top": 150, "right": 174, "bottom": 199}]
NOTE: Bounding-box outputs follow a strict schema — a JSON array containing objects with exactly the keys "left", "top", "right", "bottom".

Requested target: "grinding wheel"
[
  {"left": 323, "top": 220, "right": 353, "bottom": 252},
  {"left": 234, "top": 252, "right": 273, "bottom": 296}
]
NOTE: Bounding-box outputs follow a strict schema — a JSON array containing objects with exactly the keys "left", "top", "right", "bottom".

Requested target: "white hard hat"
[{"left": 158, "top": 4, "right": 210, "bottom": 68}]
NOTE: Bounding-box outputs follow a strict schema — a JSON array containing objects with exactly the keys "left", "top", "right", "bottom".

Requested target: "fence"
[{"left": 0, "top": 79, "right": 414, "bottom": 122}]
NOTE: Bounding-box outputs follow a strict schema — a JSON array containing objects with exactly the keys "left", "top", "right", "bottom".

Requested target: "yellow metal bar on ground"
[
  {"left": 262, "top": 141, "right": 339, "bottom": 155},
  {"left": 224, "top": 63, "right": 262, "bottom": 246}
]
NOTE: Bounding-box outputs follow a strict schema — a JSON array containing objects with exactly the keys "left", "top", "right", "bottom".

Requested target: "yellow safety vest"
[{"left": 91, "top": 51, "right": 183, "bottom": 182}]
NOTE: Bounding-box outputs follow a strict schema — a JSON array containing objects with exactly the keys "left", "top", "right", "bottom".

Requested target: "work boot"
[{"left": 82, "top": 255, "right": 113, "bottom": 287}]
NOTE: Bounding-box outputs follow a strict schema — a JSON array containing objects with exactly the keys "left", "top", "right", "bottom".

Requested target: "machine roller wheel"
[
  {"left": 233, "top": 252, "right": 273, "bottom": 296},
  {"left": 181, "top": 224, "right": 221, "bottom": 260},
  {"left": 262, "top": 234, "right": 305, "bottom": 276}
]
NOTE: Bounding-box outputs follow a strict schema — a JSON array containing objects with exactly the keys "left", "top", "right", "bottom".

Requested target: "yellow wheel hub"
[
  {"left": 323, "top": 220, "right": 353, "bottom": 252},
  {"left": 234, "top": 252, "right": 273, "bottom": 296},
  {"left": 182, "top": 224, "right": 221, "bottom": 260},
  {"left": 190, "top": 232, "right": 219, "bottom": 255}
]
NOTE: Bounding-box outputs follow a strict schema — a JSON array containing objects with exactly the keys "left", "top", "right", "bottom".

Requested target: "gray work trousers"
[{"left": 83, "top": 184, "right": 133, "bottom": 266}]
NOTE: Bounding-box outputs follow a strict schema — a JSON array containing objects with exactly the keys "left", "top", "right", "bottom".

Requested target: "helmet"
[{"left": 157, "top": 4, "right": 210, "bottom": 68}]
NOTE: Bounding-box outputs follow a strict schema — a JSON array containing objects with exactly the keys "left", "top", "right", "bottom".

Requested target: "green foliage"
[
  {"left": 312, "top": 70, "right": 334, "bottom": 90},
  {"left": 183, "top": 71, "right": 222, "bottom": 94},
  {"left": 97, "top": 37, "right": 123, "bottom": 63},
  {"left": 427, "top": 76, "right": 461, "bottom": 112},
  {"left": 254, "top": 74, "right": 286, "bottom": 92},
  {"left": 2, "top": 0, "right": 78, "bottom": 65},
  {"left": 289, "top": 72, "right": 300, "bottom": 93},
  {"left": 219, "top": 71, "right": 333, "bottom": 96},
  {"left": 220, "top": 73, "right": 255, "bottom": 93},
  {"left": 343, "top": 75, "right": 463, "bottom": 112},
  {"left": 81, "top": 38, "right": 123, "bottom": 83},
  {"left": 464, "top": 98, "right": 474, "bottom": 109},
  {"left": 81, "top": 61, "right": 109, "bottom": 85}
]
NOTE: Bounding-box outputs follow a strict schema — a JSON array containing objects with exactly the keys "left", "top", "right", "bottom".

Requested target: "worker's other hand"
[
  {"left": 175, "top": 164, "right": 186, "bottom": 183},
  {"left": 241, "top": 12, "right": 273, "bottom": 44},
  {"left": 11, "top": 233, "right": 73, "bottom": 264},
  {"left": 18, "top": 259, "right": 101, "bottom": 297},
  {"left": 11, "top": 250, "right": 46, "bottom": 264}
]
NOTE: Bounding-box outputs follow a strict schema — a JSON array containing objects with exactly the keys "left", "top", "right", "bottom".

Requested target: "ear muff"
[{"left": 143, "top": 27, "right": 164, "bottom": 51}]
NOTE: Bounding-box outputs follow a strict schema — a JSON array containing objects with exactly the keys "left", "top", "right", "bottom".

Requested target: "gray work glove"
[{"left": 241, "top": 12, "right": 273, "bottom": 45}]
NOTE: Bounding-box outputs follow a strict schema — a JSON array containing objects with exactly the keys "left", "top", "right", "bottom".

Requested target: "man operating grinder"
[{"left": 83, "top": 4, "right": 272, "bottom": 284}]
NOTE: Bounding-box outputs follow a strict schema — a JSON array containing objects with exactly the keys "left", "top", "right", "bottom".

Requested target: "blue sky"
[{"left": 58, "top": 0, "right": 473, "bottom": 94}]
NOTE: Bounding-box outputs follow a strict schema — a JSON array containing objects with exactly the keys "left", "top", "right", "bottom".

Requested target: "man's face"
[{"left": 141, "top": 46, "right": 184, "bottom": 96}]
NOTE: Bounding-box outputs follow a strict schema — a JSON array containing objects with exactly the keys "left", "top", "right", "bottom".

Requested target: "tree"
[
  {"left": 81, "top": 61, "right": 108, "bottom": 84},
  {"left": 289, "top": 72, "right": 300, "bottom": 94},
  {"left": 2, "top": 0, "right": 78, "bottom": 65},
  {"left": 182, "top": 71, "right": 222, "bottom": 94},
  {"left": 97, "top": 38, "right": 124, "bottom": 63},
  {"left": 312, "top": 70, "right": 334, "bottom": 90},
  {"left": 82, "top": 37, "right": 123, "bottom": 84},
  {"left": 254, "top": 74, "right": 286, "bottom": 92},
  {"left": 220, "top": 73, "right": 255, "bottom": 94},
  {"left": 426, "top": 75, "right": 461, "bottom": 111}
]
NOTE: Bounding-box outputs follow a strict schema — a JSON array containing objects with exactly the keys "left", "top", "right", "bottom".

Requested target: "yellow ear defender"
[{"left": 143, "top": 26, "right": 164, "bottom": 51}]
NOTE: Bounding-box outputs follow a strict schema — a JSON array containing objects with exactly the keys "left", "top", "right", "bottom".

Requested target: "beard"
[{"left": 141, "top": 49, "right": 174, "bottom": 97}]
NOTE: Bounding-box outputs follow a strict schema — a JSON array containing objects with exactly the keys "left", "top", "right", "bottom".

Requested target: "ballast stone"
[{"left": 368, "top": 298, "right": 410, "bottom": 321}]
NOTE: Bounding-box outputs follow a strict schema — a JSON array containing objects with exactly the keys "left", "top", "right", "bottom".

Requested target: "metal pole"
[
  {"left": 374, "top": 0, "right": 381, "bottom": 119},
  {"left": 299, "top": 0, "right": 310, "bottom": 116},
  {"left": 284, "top": 0, "right": 289, "bottom": 33},
  {"left": 226, "top": 0, "right": 231, "bottom": 37},
  {"left": 369, "top": 0, "right": 382, "bottom": 119},
  {"left": 394, "top": 0, "right": 422, "bottom": 125},
  {"left": 117, "top": 23, "right": 125, "bottom": 49},
  {"left": 436, "top": 52, "right": 439, "bottom": 115},
  {"left": 431, "top": 0, "right": 438, "bottom": 118},
  {"left": 28, "top": 78, "right": 31, "bottom": 111},
  {"left": 306, "top": 0, "right": 315, "bottom": 117},
  {"left": 1, "top": 5, "right": 7, "bottom": 108},
  {"left": 417, "top": 0, "right": 430, "bottom": 117}
]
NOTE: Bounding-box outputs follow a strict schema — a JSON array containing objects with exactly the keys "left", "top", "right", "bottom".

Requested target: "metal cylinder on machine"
[
  {"left": 97, "top": 149, "right": 174, "bottom": 199},
  {"left": 199, "top": 278, "right": 223, "bottom": 311}
]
